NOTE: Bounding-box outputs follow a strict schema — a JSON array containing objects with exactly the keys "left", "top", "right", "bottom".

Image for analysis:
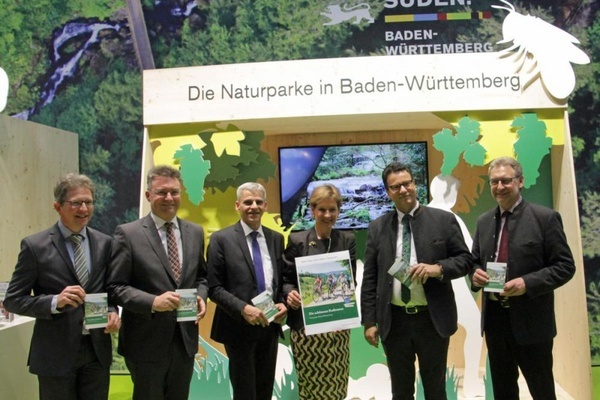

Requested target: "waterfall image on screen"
[{"left": 278, "top": 142, "right": 429, "bottom": 230}]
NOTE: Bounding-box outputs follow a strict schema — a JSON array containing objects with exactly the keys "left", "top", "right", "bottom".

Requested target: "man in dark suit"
[
  {"left": 361, "top": 162, "right": 472, "bottom": 400},
  {"left": 208, "top": 182, "right": 287, "bottom": 400},
  {"left": 4, "top": 173, "right": 120, "bottom": 400},
  {"left": 108, "top": 165, "right": 208, "bottom": 400},
  {"left": 470, "top": 156, "right": 575, "bottom": 400}
]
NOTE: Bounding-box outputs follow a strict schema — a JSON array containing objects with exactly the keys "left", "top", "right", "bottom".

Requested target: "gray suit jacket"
[
  {"left": 4, "top": 223, "right": 114, "bottom": 376},
  {"left": 282, "top": 228, "right": 356, "bottom": 331},
  {"left": 107, "top": 214, "right": 208, "bottom": 361},
  {"left": 360, "top": 206, "right": 473, "bottom": 341},
  {"left": 470, "top": 200, "right": 575, "bottom": 345},
  {"left": 208, "top": 222, "right": 285, "bottom": 344}
]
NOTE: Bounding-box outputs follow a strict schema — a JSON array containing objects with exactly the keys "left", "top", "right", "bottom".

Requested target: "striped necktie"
[{"left": 69, "top": 234, "right": 89, "bottom": 288}]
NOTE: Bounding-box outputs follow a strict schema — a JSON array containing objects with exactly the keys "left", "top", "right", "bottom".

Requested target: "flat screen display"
[{"left": 278, "top": 142, "right": 429, "bottom": 230}]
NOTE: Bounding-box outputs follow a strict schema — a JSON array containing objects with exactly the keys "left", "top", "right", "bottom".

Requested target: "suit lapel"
[
  {"left": 306, "top": 228, "right": 321, "bottom": 256},
  {"left": 388, "top": 211, "right": 399, "bottom": 260},
  {"left": 179, "top": 218, "right": 197, "bottom": 285},
  {"left": 141, "top": 214, "right": 173, "bottom": 281},
  {"left": 50, "top": 224, "right": 76, "bottom": 276},
  {"left": 263, "top": 227, "right": 279, "bottom": 290},
  {"left": 86, "top": 228, "right": 101, "bottom": 284},
  {"left": 235, "top": 222, "right": 256, "bottom": 278}
]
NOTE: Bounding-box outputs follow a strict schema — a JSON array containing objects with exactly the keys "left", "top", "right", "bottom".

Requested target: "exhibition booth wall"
[
  {"left": 138, "top": 52, "right": 591, "bottom": 399},
  {"left": 0, "top": 115, "right": 78, "bottom": 400}
]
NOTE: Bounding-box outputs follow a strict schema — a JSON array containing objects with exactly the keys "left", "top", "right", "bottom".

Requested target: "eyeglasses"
[
  {"left": 65, "top": 200, "right": 94, "bottom": 208},
  {"left": 152, "top": 190, "right": 181, "bottom": 197},
  {"left": 489, "top": 176, "right": 520, "bottom": 186},
  {"left": 388, "top": 180, "right": 414, "bottom": 192}
]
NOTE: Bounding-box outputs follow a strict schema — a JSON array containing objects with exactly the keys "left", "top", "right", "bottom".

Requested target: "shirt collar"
[
  {"left": 57, "top": 220, "right": 88, "bottom": 240},
  {"left": 395, "top": 201, "right": 420, "bottom": 220},
  {"left": 500, "top": 195, "right": 523, "bottom": 214},
  {"left": 240, "top": 220, "right": 264, "bottom": 237},
  {"left": 150, "top": 212, "right": 179, "bottom": 230}
]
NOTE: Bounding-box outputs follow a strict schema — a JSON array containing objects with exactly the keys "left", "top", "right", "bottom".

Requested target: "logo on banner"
[
  {"left": 493, "top": 0, "right": 590, "bottom": 99},
  {"left": 321, "top": 3, "right": 375, "bottom": 26}
]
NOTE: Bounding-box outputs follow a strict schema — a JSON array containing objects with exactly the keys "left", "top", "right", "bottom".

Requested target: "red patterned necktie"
[
  {"left": 164, "top": 222, "right": 181, "bottom": 284},
  {"left": 497, "top": 212, "right": 510, "bottom": 262}
]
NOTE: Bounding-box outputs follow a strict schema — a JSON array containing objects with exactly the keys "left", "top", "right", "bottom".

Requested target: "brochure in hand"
[
  {"left": 294, "top": 250, "right": 360, "bottom": 335},
  {"left": 176, "top": 289, "right": 198, "bottom": 322},
  {"left": 84, "top": 293, "right": 109, "bottom": 329},
  {"left": 387, "top": 258, "right": 412, "bottom": 287},
  {"left": 484, "top": 262, "right": 507, "bottom": 293},
  {"left": 252, "top": 290, "right": 279, "bottom": 323}
]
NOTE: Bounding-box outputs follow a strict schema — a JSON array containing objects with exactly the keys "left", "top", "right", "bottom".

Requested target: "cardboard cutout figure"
[
  {"left": 429, "top": 174, "right": 484, "bottom": 397},
  {"left": 0, "top": 67, "right": 8, "bottom": 112}
]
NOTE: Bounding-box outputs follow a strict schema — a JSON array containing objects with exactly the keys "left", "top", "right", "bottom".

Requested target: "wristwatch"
[{"left": 437, "top": 264, "right": 444, "bottom": 280}]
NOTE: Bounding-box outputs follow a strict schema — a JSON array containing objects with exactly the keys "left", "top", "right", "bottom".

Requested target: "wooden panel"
[
  {"left": 549, "top": 113, "right": 592, "bottom": 400},
  {"left": 0, "top": 115, "right": 78, "bottom": 281}
]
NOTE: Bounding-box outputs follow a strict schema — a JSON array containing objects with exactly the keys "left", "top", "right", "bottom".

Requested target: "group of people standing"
[{"left": 4, "top": 155, "right": 575, "bottom": 400}]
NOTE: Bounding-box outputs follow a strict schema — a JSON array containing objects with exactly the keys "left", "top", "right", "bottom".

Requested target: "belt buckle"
[{"left": 405, "top": 306, "right": 419, "bottom": 314}]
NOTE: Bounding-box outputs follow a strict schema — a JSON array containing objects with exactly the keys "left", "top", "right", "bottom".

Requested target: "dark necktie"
[
  {"left": 497, "top": 211, "right": 510, "bottom": 263},
  {"left": 401, "top": 214, "right": 412, "bottom": 303},
  {"left": 250, "top": 231, "right": 266, "bottom": 292},
  {"left": 69, "top": 234, "right": 89, "bottom": 288},
  {"left": 165, "top": 222, "right": 181, "bottom": 284}
]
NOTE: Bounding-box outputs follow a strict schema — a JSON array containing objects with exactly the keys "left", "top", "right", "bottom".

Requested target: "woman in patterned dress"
[{"left": 283, "top": 184, "right": 357, "bottom": 400}]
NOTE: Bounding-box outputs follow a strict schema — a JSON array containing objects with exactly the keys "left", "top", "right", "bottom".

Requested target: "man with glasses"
[
  {"left": 4, "top": 173, "right": 120, "bottom": 400},
  {"left": 108, "top": 165, "right": 208, "bottom": 400},
  {"left": 470, "top": 156, "right": 575, "bottom": 400},
  {"left": 361, "top": 162, "right": 473, "bottom": 400}
]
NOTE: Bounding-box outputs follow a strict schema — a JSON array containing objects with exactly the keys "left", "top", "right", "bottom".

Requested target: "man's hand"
[
  {"left": 502, "top": 277, "right": 527, "bottom": 297},
  {"left": 472, "top": 268, "right": 489, "bottom": 288},
  {"left": 152, "top": 291, "right": 181, "bottom": 312},
  {"left": 195, "top": 297, "right": 207, "bottom": 324},
  {"left": 409, "top": 263, "right": 444, "bottom": 284},
  {"left": 273, "top": 302, "right": 288, "bottom": 324},
  {"left": 104, "top": 311, "right": 121, "bottom": 334},
  {"left": 58, "top": 285, "right": 86, "bottom": 309},
  {"left": 364, "top": 325, "right": 379, "bottom": 348},
  {"left": 242, "top": 304, "right": 268, "bottom": 327},
  {"left": 286, "top": 290, "right": 301, "bottom": 310}
]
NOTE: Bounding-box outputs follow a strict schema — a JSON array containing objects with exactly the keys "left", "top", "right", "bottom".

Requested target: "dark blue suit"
[{"left": 208, "top": 221, "right": 285, "bottom": 400}]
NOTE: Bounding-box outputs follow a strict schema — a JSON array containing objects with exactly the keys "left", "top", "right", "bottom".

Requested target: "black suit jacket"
[
  {"left": 470, "top": 200, "right": 575, "bottom": 345},
  {"left": 207, "top": 222, "right": 285, "bottom": 344},
  {"left": 360, "top": 206, "right": 473, "bottom": 341},
  {"left": 282, "top": 228, "right": 356, "bottom": 331},
  {"left": 4, "top": 223, "right": 114, "bottom": 377},
  {"left": 107, "top": 214, "right": 208, "bottom": 361}
]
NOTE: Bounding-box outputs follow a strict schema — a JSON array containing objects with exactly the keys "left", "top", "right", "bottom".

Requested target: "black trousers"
[
  {"left": 382, "top": 306, "right": 449, "bottom": 400},
  {"left": 484, "top": 299, "right": 556, "bottom": 400},
  {"left": 125, "top": 327, "right": 195, "bottom": 400},
  {"left": 38, "top": 335, "right": 109, "bottom": 400},
  {"left": 225, "top": 325, "right": 279, "bottom": 400}
]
